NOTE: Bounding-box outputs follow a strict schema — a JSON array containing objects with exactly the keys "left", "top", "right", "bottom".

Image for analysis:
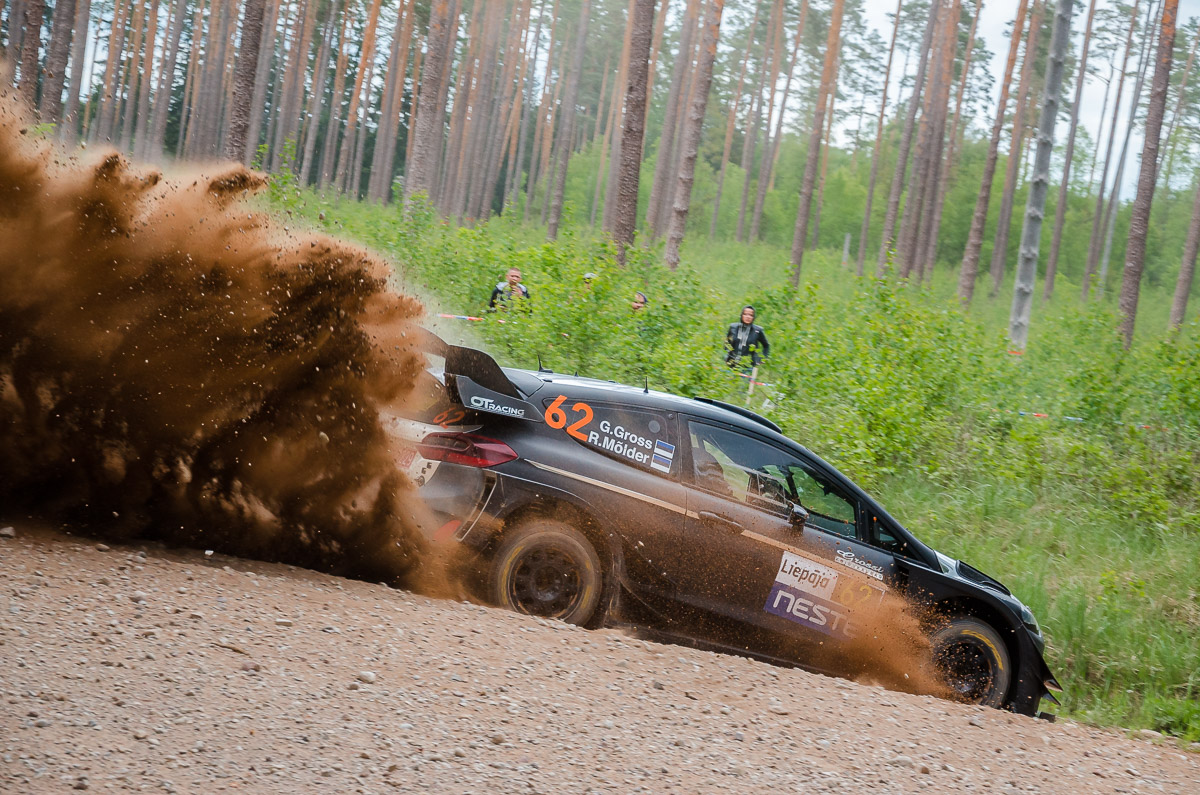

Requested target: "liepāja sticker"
[{"left": 764, "top": 550, "right": 885, "bottom": 640}]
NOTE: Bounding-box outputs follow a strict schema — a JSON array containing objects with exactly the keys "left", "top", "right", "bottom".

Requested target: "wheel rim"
[
  {"left": 507, "top": 546, "right": 585, "bottom": 619},
  {"left": 936, "top": 639, "right": 996, "bottom": 703}
]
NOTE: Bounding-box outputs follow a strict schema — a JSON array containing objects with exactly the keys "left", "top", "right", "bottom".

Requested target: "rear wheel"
[
  {"left": 490, "top": 520, "right": 603, "bottom": 626},
  {"left": 931, "top": 617, "right": 1011, "bottom": 708}
]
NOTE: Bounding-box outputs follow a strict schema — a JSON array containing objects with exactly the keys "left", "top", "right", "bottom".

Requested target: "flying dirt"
[
  {"left": 0, "top": 87, "right": 439, "bottom": 587},
  {"left": 0, "top": 86, "right": 959, "bottom": 707}
]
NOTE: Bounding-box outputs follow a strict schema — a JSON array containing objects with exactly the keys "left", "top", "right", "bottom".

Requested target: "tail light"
[{"left": 418, "top": 432, "right": 518, "bottom": 468}]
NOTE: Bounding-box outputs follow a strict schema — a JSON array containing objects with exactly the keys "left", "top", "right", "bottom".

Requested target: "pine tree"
[
  {"left": 957, "top": 0, "right": 1030, "bottom": 303},
  {"left": 790, "top": 0, "right": 845, "bottom": 284},
  {"left": 1009, "top": 0, "right": 1074, "bottom": 349},
  {"left": 1119, "top": 0, "right": 1179, "bottom": 348}
]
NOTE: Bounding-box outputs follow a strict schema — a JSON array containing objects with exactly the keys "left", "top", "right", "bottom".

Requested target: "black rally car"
[{"left": 403, "top": 336, "right": 1061, "bottom": 717}]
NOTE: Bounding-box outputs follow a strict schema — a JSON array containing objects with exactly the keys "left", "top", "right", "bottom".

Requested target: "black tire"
[
  {"left": 931, "top": 617, "right": 1012, "bottom": 709},
  {"left": 490, "top": 519, "right": 603, "bottom": 626}
]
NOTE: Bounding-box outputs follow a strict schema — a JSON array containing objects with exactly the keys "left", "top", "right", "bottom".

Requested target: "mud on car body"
[{"left": 398, "top": 335, "right": 1061, "bottom": 717}]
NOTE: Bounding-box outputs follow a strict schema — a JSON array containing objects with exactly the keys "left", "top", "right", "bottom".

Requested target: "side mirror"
[{"left": 788, "top": 503, "right": 809, "bottom": 529}]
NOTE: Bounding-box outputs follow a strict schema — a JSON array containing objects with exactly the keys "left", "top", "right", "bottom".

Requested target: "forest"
[{"left": 4, "top": 0, "right": 1200, "bottom": 738}]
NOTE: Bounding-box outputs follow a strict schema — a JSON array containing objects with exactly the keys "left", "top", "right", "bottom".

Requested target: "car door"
[{"left": 676, "top": 420, "right": 898, "bottom": 647}]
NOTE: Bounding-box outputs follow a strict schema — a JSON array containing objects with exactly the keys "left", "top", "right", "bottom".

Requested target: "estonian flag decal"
[{"left": 651, "top": 439, "right": 675, "bottom": 473}]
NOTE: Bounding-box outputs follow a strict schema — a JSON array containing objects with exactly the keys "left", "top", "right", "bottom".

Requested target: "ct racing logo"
[{"left": 469, "top": 395, "right": 526, "bottom": 417}]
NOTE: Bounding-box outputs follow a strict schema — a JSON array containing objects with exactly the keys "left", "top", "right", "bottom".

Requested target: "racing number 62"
[{"left": 544, "top": 394, "right": 593, "bottom": 441}]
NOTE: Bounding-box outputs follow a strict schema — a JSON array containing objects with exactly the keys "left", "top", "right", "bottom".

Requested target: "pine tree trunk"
[
  {"left": 752, "top": 0, "right": 802, "bottom": 241},
  {"left": 274, "top": 0, "right": 318, "bottom": 170},
  {"left": 897, "top": 0, "right": 953, "bottom": 278},
  {"left": 177, "top": 0, "right": 207, "bottom": 154},
  {"left": 1043, "top": 0, "right": 1097, "bottom": 301},
  {"left": 444, "top": 2, "right": 485, "bottom": 218},
  {"left": 510, "top": 0, "right": 548, "bottom": 205},
  {"left": 920, "top": 0, "right": 981, "bottom": 278},
  {"left": 523, "top": 2, "right": 559, "bottom": 214},
  {"left": 600, "top": 0, "right": 634, "bottom": 227},
  {"left": 60, "top": 0, "right": 91, "bottom": 139},
  {"left": 875, "top": 1, "right": 939, "bottom": 275},
  {"left": 300, "top": 2, "right": 335, "bottom": 182},
  {"left": 17, "top": 0, "right": 42, "bottom": 112},
  {"left": 957, "top": 0, "right": 1030, "bottom": 303},
  {"left": 426, "top": 0, "right": 460, "bottom": 205},
  {"left": 333, "top": 0, "right": 382, "bottom": 191},
  {"left": 116, "top": 0, "right": 147, "bottom": 152},
  {"left": 915, "top": 0, "right": 961, "bottom": 282},
  {"left": 349, "top": 51, "right": 376, "bottom": 198},
  {"left": 463, "top": 0, "right": 508, "bottom": 220},
  {"left": 988, "top": 0, "right": 1043, "bottom": 297},
  {"left": 367, "top": 0, "right": 413, "bottom": 201},
  {"left": 760, "top": 0, "right": 808, "bottom": 200},
  {"left": 405, "top": 0, "right": 454, "bottom": 201},
  {"left": 241, "top": 0, "right": 280, "bottom": 163},
  {"left": 1169, "top": 176, "right": 1200, "bottom": 330},
  {"left": 644, "top": 0, "right": 699, "bottom": 242},
  {"left": 855, "top": 0, "right": 902, "bottom": 275},
  {"left": 144, "top": 0, "right": 185, "bottom": 155},
  {"left": 1158, "top": 23, "right": 1199, "bottom": 190},
  {"left": 643, "top": 0, "right": 671, "bottom": 127},
  {"left": 609, "top": 0, "right": 655, "bottom": 264},
  {"left": 810, "top": 51, "right": 840, "bottom": 251},
  {"left": 1098, "top": 0, "right": 1157, "bottom": 296},
  {"left": 1009, "top": 0, "right": 1074, "bottom": 349},
  {"left": 711, "top": 2, "right": 760, "bottom": 239},
  {"left": 38, "top": 0, "right": 74, "bottom": 122},
  {"left": 131, "top": 0, "right": 161, "bottom": 158},
  {"left": 1119, "top": 0, "right": 1178, "bottom": 348},
  {"left": 224, "top": 0, "right": 268, "bottom": 161},
  {"left": 663, "top": 0, "right": 725, "bottom": 269},
  {"left": 1081, "top": 0, "right": 1143, "bottom": 299},
  {"left": 95, "top": 0, "right": 130, "bottom": 141},
  {"left": 547, "top": 0, "right": 591, "bottom": 240},
  {"left": 318, "top": 2, "right": 351, "bottom": 188},
  {"left": 789, "top": 0, "right": 845, "bottom": 284},
  {"left": 480, "top": 0, "right": 532, "bottom": 220},
  {"left": 735, "top": 80, "right": 762, "bottom": 242}
]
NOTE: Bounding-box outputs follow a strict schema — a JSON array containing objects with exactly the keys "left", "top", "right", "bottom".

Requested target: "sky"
[{"left": 859, "top": 0, "right": 1200, "bottom": 194}]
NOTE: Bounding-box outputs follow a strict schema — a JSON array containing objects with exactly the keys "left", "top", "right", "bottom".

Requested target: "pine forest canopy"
[{"left": 4, "top": 0, "right": 1200, "bottom": 343}]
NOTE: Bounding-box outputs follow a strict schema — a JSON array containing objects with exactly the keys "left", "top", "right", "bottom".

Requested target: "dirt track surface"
[{"left": 3, "top": 525, "right": 1198, "bottom": 794}]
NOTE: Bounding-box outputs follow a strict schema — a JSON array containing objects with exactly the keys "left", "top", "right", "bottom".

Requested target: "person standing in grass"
[
  {"left": 726, "top": 305, "right": 770, "bottom": 369},
  {"left": 489, "top": 267, "right": 530, "bottom": 310}
]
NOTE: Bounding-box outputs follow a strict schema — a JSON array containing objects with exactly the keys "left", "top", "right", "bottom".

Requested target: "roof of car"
[{"left": 508, "top": 369, "right": 783, "bottom": 434}]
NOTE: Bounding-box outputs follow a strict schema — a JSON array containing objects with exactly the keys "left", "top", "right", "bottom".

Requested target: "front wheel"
[
  {"left": 931, "top": 617, "right": 1011, "bottom": 708},
  {"left": 489, "top": 519, "right": 603, "bottom": 626}
]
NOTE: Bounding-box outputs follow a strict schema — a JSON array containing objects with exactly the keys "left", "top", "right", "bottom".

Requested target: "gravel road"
[{"left": 3, "top": 524, "right": 1198, "bottom": 793}]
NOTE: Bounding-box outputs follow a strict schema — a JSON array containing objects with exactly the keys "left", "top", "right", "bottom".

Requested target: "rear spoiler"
[
  {"left": 414, "top": 328, "right": 521, "bottom": 399},
  {"left": 415, "top": 328, "right": 542, "bottom": 422}
]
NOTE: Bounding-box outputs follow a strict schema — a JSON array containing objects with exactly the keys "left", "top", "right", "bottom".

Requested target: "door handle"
[{"left": 699, "top": 511, "right": 743, "bottom": 533}]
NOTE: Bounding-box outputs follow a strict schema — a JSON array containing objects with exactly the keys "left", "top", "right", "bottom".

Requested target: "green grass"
[{"left": 267, "top": 182, "right": 1200, "bottom": 740}]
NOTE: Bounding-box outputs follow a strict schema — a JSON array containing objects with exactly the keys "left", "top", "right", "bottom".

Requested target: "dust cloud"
[{"left": 0, "top": 88, "right": 444, "bottom": 589}]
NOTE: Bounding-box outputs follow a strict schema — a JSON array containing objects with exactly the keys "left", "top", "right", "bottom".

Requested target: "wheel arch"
[{"left": 488, "top": 491, "right": 628, "bottom": 588}]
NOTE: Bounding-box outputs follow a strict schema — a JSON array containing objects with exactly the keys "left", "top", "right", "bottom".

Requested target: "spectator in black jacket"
[
  {"left": 489, "top": 268, "right": 530, "bottom": 309},
  {"left": 726, "top": 305, "right": 770, "bottom": 367}
]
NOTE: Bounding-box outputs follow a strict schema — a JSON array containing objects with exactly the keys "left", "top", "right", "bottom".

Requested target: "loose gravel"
[{"left": 3, "top": 525, "right": 1198, "bottom": 793}]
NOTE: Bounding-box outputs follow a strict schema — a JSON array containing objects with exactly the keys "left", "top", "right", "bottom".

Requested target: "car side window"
[{"left": 687, "top": 422, "right": 858, "bottom": 538}]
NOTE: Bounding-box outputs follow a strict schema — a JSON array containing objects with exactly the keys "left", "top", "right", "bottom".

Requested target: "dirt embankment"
[{"left": 3, "top": 524, "right": 1198, "bottom": 794}]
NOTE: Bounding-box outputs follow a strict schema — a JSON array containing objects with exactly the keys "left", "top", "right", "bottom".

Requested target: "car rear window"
[{"left": 542, "top": 397, "right": 677, "bottom": 476}]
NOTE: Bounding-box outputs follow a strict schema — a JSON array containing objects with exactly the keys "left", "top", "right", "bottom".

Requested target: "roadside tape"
[
  {"left": 439, "top": 312, "right": 506, "bottom": 324},
  {"left": 988, "top": 408, "right": 1168, "bottom": 431}
]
